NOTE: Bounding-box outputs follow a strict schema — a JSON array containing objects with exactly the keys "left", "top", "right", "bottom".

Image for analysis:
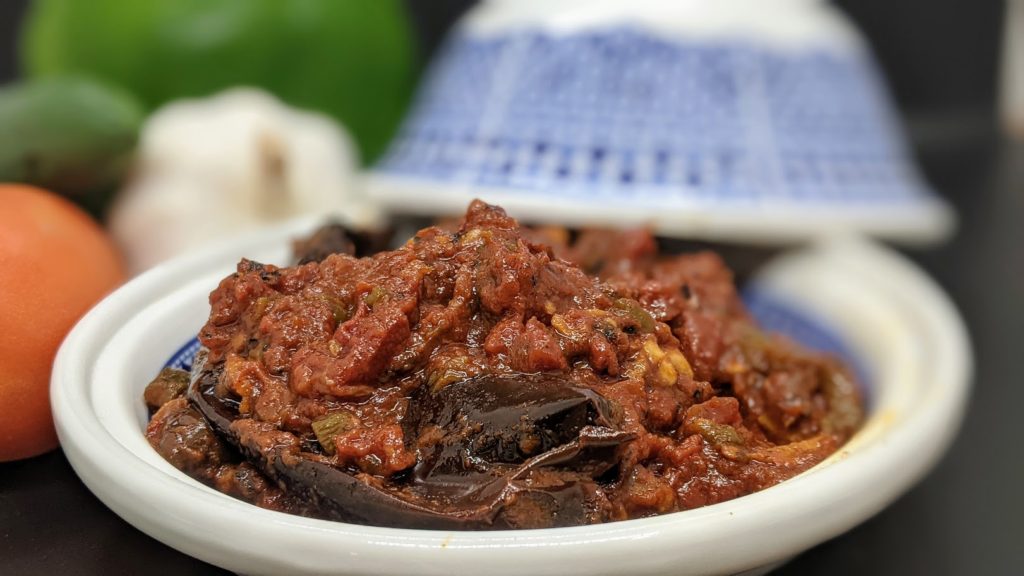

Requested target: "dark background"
[{"left": 2, "top": 1, "right": 1020, "bottom": 575}]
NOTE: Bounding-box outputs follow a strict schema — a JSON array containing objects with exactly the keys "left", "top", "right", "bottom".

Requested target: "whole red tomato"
[{"left": 0, "top": 184, "right": 124, "bottom": 461}]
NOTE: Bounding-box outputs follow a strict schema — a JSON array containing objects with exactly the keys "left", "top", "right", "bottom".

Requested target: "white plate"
[{"left": 52, "top": 218, "right": 970, "bottom": 576}]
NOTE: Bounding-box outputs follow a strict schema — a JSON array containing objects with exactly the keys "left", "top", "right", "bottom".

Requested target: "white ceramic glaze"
[
  {"left": 52, "top": 219, "right": 970, "bottom": 576},
  {"left": 365, "top": 179, "right": 953, "bottom": 246},
  {"left": 464, "top": 0, "right": 863, "bottom": 50}
]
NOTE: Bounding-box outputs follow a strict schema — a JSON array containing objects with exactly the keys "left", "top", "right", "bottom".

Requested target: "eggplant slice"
[
  {"left": 188, "top": 349, "right": 635, "bottom": 529},
  {"left": 291, "top": 221, "right": 394, "bottom": 264}
]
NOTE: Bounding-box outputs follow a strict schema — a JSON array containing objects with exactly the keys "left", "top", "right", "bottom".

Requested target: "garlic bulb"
[{"left": 109, "top": 88, "right": 383, "bottom": 274}]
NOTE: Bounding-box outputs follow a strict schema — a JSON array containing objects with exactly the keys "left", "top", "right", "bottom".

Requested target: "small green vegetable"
[
  {"left": 311, "top": 411, "right": 360, "bottom": 454},
  {"left": 364, "top": 286, "right": 387, "bottom": 307},
  {"left": 689, "top": 418, "right": 744, "bottom": 447},
  {"left": 0, "top": 76, "right": 143, "bottom": 214},
  {"left": 613, "top": 298, "right": 656, "bottom": 333},
  {"left": 320, "top": 294, "right": 352, "bottom": 325}
]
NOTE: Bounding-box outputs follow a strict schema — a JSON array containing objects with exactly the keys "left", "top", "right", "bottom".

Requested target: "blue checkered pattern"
[
  {"left": 376, "top": 27, "right": 923, "bottom": 207},
  {"left": 165, "top": 338, "right": 202, "bottom": 372}
]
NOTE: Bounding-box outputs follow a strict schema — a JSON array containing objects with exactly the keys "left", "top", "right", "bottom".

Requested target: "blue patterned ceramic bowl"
[{"left": 369, "top": 0, "right": 953, "bottom": 244}]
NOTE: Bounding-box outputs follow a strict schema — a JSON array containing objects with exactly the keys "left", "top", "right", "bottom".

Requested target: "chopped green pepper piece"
[
  {"left": 311, "top": 411, "right": 360, "bottom": 454},
  {"left": 613, "top": 298, "right": 655, "bottom": 333},
  {"left": 689, "top": 418, "right": 744, "bottom": 447},
  {"left": 364, "top": 285, "right": 387, "bottom": 307},
  {"left": 320, "top": 294, "right": 351, "bottom": 324}
]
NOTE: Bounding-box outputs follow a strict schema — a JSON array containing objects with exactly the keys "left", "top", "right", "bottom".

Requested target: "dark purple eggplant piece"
[
  {"left": 188, "top": 349, "right": 634, "bottom": 529},
  {"left": 406, "top": 375, "right": 633, "bottom": 493},
  {"left": 291, "top": 221, "right": 394, "bottom": 265},
  {"left": 189, "top": 351, "right": 465, "bottom": 528}
]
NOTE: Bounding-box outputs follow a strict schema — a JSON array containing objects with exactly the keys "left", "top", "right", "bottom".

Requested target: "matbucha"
[{"left": 145, "top": 201, "right": 863, "bottom": 529}]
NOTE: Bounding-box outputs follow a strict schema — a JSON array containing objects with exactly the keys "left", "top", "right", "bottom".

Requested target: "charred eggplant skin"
[
  {"left": 406, "top": 375, "right": 632, "bottom": 487},
  {"left": 188, "top": 348, "right": 634, "bottom": 529}
]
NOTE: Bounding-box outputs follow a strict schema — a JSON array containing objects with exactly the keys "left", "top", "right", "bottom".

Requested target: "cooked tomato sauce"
[{"left": 145, "top": 201, "right": 863, "bottom": 528}]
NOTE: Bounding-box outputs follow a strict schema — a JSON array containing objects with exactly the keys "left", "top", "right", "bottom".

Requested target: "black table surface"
[{"left": 2, "top": 126, "right": 1021, "bottom": 576}]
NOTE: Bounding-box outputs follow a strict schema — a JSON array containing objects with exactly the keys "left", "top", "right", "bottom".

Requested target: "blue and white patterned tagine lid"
[{"left": 368, "top": 0, "right": 954, "bottom": 245}]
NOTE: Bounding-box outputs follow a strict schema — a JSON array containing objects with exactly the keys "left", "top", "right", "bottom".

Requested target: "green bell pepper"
[{"left": 22, "top": 0, "right": 415, "bottom": 163}]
